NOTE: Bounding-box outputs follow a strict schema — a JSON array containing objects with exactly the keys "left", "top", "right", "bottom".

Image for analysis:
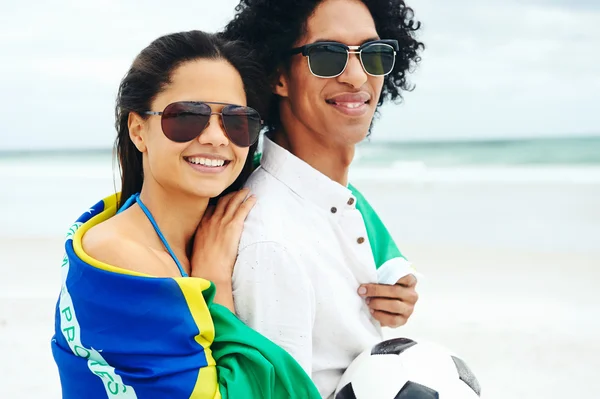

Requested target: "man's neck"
[{"left": 271, "top": 130, "right": 354, "bottom": 186}]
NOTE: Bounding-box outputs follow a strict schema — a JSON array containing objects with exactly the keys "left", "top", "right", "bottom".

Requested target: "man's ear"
[
  {"left": 272, "top": 68, "right": 289, "bottom": 98},
  {"left": 128, "top": 112, "right": 147, "bottom": 153}
]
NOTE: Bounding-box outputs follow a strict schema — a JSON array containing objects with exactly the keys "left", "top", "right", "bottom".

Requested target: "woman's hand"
[{"left": 191, "top": 189, "right": 256, "bottom": 311}]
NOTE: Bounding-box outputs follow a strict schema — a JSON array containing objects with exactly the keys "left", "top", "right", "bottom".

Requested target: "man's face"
[{"left": 276, "top": 0, "right": 385, "bottom": 148}]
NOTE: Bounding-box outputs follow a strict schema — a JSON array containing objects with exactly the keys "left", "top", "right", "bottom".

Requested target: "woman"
[{"left": 51, "top": 30, "right": 320, "bottom": 399}]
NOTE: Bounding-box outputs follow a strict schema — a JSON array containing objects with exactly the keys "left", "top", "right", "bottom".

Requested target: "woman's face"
[{"left": 130, "top": 59, "right": 250, "bottom": 199}]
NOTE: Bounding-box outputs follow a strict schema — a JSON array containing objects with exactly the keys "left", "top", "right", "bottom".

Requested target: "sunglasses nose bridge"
[
  {"left": 193, "top": 111, "right": 222, "bottom": 134},
  {"left": 340, "top": 49, "right": 368, "bottom": 84},
  {"left": 347, "top": 47, "right": 361, "bottom": 61},
  {"left": 206, "top": 111, "right": 227, "bottom": 128},
  {"left": 199, "top": 112, "right": 230, "bottom": 145},
  {"left": 347, "top": 50, "right": 361, "bottom": 61}
]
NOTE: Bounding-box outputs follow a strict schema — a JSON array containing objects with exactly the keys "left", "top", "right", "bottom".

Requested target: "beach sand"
[{"left": 1, "top": 180, "right": 599, "bottom": 398}]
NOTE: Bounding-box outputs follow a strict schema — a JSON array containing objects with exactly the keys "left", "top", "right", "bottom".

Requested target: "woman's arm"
[{"left": 190, "top": 189, "right": 257, "bottom": 313}]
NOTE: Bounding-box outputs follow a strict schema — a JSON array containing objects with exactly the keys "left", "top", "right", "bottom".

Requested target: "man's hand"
[{"left": 358, "top": 274, "right": 419, "bottom": 328}]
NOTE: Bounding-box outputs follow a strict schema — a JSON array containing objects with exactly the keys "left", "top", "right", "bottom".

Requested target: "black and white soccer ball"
[{"left": 335, "top": 337, "right": 482, "bottom": 399}]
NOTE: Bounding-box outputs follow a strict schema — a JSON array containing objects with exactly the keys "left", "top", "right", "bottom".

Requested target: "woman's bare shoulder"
[{"left": 81, "top": 211, "right": 172, "bottom": 277}]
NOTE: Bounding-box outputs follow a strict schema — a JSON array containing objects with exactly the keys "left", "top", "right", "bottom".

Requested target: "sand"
[
  {"left": 1, "top": 179, "right": 599, "bottom": 398},
  {"left": 1, "top": 238, "right": 598, "bottom": 398}
]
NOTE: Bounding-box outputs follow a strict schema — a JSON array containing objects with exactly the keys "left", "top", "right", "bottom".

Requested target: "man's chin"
[{"left": 325, "top": 124, "right": 371, "bottom": 147}]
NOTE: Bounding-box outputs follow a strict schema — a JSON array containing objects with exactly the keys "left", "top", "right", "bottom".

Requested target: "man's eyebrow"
[
  {"left": 309, "top": 38, "right": 342, "bottom": 44},
  {"left": 309, "top": 36, "right": 381, "bottom": 45},
  {"left": 360, "top": 37, "right": 381, "bottom": 45}
]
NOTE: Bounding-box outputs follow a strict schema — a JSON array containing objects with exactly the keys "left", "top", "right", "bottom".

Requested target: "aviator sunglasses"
[
  {"left": 144, "top": 101, "right": 263, "bottom": 147},
  {"left": 290, "top": 39, "right": 399, "bottom": 78}
]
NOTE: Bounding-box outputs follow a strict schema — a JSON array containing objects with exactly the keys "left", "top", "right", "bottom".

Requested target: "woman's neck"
[{"left": 137, "top": 184, "right": 209, "bottom": 258}]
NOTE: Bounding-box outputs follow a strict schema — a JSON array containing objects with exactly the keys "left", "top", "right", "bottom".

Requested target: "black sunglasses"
[
  {"left": 290, "top": 39, "right": 399, "bottom": 78},
  {"left": 144, "top": 101, "right": 262, "bottom": 148}
]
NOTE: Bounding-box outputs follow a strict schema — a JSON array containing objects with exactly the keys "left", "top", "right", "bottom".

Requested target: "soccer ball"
[{"left": 335, "top": 337, "right": 481, "bottom": 399}]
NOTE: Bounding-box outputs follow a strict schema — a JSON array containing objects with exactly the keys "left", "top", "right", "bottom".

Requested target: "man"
[{"left": 222, "top": 0, "right": 424, "bottom": 397}]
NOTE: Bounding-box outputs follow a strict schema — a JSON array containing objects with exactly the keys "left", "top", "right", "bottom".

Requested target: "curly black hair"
[{"left": 221, "top": 0, "right": 424, "bottom": 133}]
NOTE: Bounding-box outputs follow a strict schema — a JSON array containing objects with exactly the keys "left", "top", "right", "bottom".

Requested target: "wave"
[
  {"left": 3, "top": 147, "right": 600, "bottom": 185},
  {"left": 349, "top": 162, "right": 600, "bottom": 184}
]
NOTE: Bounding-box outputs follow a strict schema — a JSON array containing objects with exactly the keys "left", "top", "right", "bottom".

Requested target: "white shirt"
[{"left": 233, "top": 136, "right": 384, "bottom": 398}]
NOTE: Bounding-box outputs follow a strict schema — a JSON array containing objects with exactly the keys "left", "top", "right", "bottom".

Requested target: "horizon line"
[{"left": 1, "top": 132, "right": 599, "bottom": 154}]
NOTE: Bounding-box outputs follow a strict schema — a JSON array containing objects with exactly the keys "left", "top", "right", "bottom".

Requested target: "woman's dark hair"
[
  {"left": 115, "top": 30, "right": 269, "bottom": 207},
  {"left": 222, "top": 0, "right": 424, "bottom": 134}
]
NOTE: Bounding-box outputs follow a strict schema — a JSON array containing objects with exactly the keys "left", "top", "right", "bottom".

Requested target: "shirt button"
[
  {"left": 357, "top": 237, "right": 365, "bottom": 244},
  {"left": 331, "top": 207, "right": 337, "bottom": 213},
  {"left": 347, "top": 198, "right": 355, "bottom": 205}
]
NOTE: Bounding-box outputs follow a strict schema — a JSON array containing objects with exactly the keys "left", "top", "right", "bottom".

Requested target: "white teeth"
[
  {"left": 337, "top": 102, "right": 364, "bottom": 109},
  {"left": 187, "top": 157, "right": 225, "bottom": 167}
]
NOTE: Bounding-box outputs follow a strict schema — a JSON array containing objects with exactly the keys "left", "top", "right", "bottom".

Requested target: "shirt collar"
[{"left": 260, "top": 136, "right": 357, "bottom": 214}]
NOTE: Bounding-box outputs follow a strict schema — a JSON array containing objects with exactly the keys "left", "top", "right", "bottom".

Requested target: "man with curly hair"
[{"left": 222, "top": 0, "right": 424, "bottom": 396}]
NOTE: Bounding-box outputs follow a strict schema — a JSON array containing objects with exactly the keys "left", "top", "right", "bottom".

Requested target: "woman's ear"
[{"left": 128, "top": 112, "right": 147, "bottom": 153}]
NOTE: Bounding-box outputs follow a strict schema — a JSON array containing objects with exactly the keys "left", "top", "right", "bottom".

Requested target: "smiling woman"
[{"left": 50, "top": 30, "right": 321, "bottom": 399}]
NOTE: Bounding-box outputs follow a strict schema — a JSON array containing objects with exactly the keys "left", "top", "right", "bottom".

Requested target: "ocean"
[
  {"left": 351, "top": 135, "right": 600, "bottom": 184},
  {"left": 1, "top": 135, "right": 600, "bottom": 251},
  {"left": 3, "top": 135, "right": 599, "bottom": 181},
  {"left": 357, "top": 136, "right": 600, "bottom": 167}
]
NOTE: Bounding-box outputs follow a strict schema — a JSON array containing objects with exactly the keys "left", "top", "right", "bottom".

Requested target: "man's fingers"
[
  {"left": 397, "top": 274, "right": 417, "bottom": 288},
  {"left": 367, "top": 297, "right": 413, "bottom": 316},
  {"left": 359, "top": 283, "right": 418, "bottom": 304},
  {"left": 371, "top": 310, "right": 408, "bottom": 328},
  {"left": 358, "top": 283, "right": 399, "bottom": 299},
  {"left": 407, "top": 289, "right": 419, "bottom": 305}
]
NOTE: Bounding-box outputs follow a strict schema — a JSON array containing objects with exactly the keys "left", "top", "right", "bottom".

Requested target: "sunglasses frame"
[
  {"left": 144, "top": 101, "right": 263, "bottom": 147},
  {"left": 290, "top": 39, "right": 399, "bottom": 78}
]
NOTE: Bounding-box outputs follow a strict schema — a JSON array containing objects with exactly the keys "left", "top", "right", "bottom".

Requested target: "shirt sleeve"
[{"left": 232, "top": 241, "right": 316, "bottom": 376}]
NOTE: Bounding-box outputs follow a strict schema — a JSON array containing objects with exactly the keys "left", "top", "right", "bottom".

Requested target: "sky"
[{"left": 0, "top": 0, "right": 598, "bottom": 150}]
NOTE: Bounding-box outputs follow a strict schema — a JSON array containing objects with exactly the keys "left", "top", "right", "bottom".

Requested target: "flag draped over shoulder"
[
  {"left": 51, "top": 194, "right": 321, "bottom": 399},
  {"left": 51, "top": 169, "right": 415, "bottom": 398}
]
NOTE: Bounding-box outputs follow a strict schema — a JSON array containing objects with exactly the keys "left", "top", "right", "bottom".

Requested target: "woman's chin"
[{"left": 187, "top": 183, "right": 234, "bottom": 202}]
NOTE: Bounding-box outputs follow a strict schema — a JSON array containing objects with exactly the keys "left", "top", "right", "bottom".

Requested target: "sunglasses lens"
[
  {"left": 222, "top": 105, "right": 262, "bottom": 147},
  {"left": 161, "top": 102, "right": 210, "bottom": 142},
  {"left": 361, "top": 43, "right": 395, "bottom": 76},
  {"left": 308, "top": 44, "right": 348, "bottom": 77}
]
